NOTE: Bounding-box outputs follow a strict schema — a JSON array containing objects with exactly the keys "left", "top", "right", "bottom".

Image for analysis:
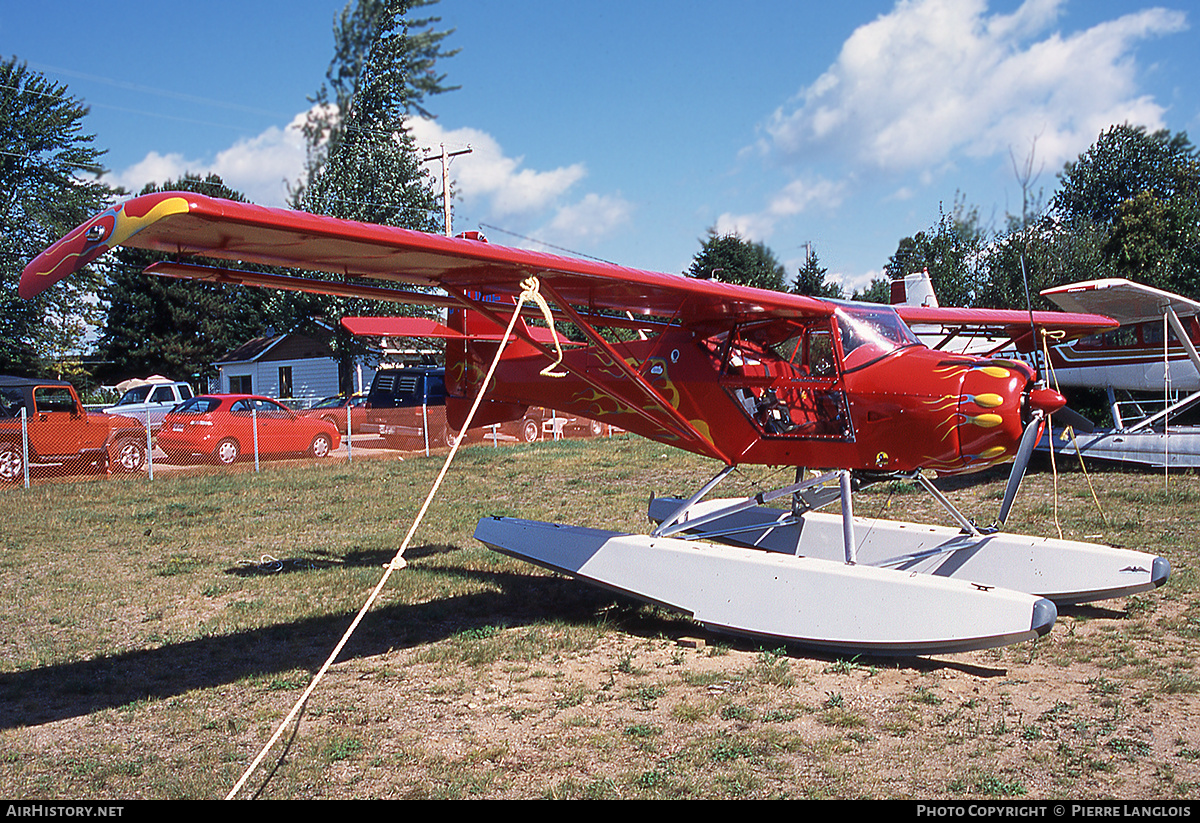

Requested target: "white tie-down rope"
[{"left": 227, "top": 277, "right": 562, "bottom": 800}]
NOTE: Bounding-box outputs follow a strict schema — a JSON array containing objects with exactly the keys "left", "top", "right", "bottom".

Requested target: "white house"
[{"left": 213, "top": 332, "right": 377, "bottom": 405}]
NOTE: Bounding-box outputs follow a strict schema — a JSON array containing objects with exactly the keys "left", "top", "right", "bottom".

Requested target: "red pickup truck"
[{"left": 0, "top": 376, "right": 148, "bottom": 483}]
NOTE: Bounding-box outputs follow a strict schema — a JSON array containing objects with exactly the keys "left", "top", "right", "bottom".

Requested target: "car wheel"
[
  {"left": 0, "top": 443, "right": 22, "bottom": 483},
  {"left": 444, "top": 427, "right": 460, "bottom": 448},
  {"left": 310, "top": 433, "right": 332, "bottom": 458},
  {"left": 110, "top": 437, "right": 146, "bottom": 473},
  {"left": 589, "top": 419, "right": 603, "bottom": 436},
  {"left": 215, "top": 438, "right": 240, "bottom": 465},
  {"left": 522, "top": 419, "right": 540, "bottom": 443}
]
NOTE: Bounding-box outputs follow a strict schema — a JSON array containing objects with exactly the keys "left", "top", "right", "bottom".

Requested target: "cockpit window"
[
  {"left": 715, "top": 318, "right": 853, "bottom": 440},
  {"left": 835, "top": 304, "right": 919, "bottom": 370}
]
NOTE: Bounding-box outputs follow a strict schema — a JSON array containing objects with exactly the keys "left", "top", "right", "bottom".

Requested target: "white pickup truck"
[{"left": 102, "top": 381, "right": 194, "bottom": 431}]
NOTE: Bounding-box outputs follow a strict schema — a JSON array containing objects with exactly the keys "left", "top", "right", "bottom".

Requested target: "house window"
[
  {"left": 229, "top": 375, "right": 253, "bottom": 394},
  {"left": 278, "top": 366, "right": 293, "bottom": 399}
]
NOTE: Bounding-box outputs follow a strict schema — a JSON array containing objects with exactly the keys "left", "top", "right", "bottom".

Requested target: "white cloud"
[
  {"left": 408, "top": 118, "right": 587, "bottom": 217},
  {"left": 714, "top": 176, "right": 847, "bottom": 242},
  {"left": 409, "top": 117, "right": 632, "bottom": 246},
  {"left": 106, "top": 111, "right": 308, "bottom": 206},
  {"left": 545, "top": 193, "right": 632, "bottom": 242},
  {"left": 765, "top": 0, "right": 1188, "bottom": 173},
  {"left": 105, "top": 111, "right": 625, "bottom": 234},
  {"left": 715, "top": 0, "right": 1187, "bottom": 277}
]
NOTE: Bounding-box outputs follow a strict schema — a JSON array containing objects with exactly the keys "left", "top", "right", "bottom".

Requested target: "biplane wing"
[
  {"left": 340, "top": 316, "right": 461, "bottom": 339},
  {"left": 20, "top": 191, "right": 832, "bottom": 329},
  {"left": 19, "top": 192, "right": 845, "bottom": 464},
  {"left": 893, "top": 304, "right": 1117, "bottom": 355},
  {"left": 888, "top": 269, "right": 1117, "bottom": 355},
  {"left": 340, "top": 315, "right": 572, "bottom": 346}
]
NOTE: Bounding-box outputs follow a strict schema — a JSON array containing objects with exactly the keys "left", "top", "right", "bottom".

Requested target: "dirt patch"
[{"left": 1, "top": 445, "right": 1198, "bottom": 799}]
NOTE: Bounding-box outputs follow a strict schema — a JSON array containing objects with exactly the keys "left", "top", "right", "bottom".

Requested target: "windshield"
[
  {"left": 116, "top": 386, "right": 153, "bottom": 405},
  {"left": 835, "top": 304, "right": 919, "bottom": 370}
]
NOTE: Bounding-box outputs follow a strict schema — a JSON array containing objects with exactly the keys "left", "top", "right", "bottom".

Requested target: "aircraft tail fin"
[
  {"left": 445, "top": 297, "right": 534, "bottom": 430},
  {"left": 890, "top": 270, "right": 940, "bottom": 308}
]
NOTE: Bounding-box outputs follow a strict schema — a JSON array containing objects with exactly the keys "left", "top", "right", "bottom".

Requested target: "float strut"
[{"left": 840, "top": 470, "right": 857, "bottom": 565}]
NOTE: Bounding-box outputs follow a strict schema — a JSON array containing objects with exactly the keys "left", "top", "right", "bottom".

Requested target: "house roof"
[{"left": 215, "top": 332, "right": 334, "bottom": 365}]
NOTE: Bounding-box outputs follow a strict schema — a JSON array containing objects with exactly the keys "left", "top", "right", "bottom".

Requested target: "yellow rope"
[
  {"left": 522, "top": 276, "right": 568, "bottom": 377},
  {"left": 1041, "top": 329, "right": 1107, "bottom": 528},
  {"left": 226, "top": 279, "right": 564, "bottom": 800}
]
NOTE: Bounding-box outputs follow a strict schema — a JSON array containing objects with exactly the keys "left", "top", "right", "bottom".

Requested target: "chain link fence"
[{"left": 1, "top": 390, "right": 613, "bottom": 489}]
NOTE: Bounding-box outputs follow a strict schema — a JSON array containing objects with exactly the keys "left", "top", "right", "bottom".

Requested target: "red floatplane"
[{"left": 20, "top": 192, "right": 1170, "bottom": 654}]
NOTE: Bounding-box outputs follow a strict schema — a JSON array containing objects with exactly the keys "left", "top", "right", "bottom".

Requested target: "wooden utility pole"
[{"left": 423, "top": 143, "right": 472, "bottom": 236}]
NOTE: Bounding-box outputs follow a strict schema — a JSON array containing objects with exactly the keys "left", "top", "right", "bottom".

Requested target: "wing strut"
[
  {"left": 447, "top": 283, "right": 732, "bottom": 464},
  {"left": 538, "top": 280, "right": 731, "bottom": 464}
]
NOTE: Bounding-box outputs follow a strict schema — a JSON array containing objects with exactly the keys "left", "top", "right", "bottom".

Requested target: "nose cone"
[{"left": 1028, "top": 386, "right": 1067, "bottom": 415}]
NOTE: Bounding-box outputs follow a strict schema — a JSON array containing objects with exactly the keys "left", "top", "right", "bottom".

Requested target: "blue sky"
[{"left": 4, "top": 1, "right": 1197, "bottom": 294}]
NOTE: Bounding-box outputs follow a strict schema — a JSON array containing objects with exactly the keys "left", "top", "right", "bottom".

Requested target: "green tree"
[
  {"left": 884, "top": 198, "right": 987, "bottom": 308},
  {"left": 293, "top": 0, "right": 458, "bottom": 213},
  {"left": 1102, "top": 190, "right": 1200, "bottom": 293},
  {"left": 292, "top": 0, "right": 457, "bottom": 392},
  {"left": 851, "top": 277, "right": 890, "bottom": 304},
  {"left": 1050, "top": 123, "right": 1200, "bottom": 297},
  {"left": 0, "top": 58, "right": 113, "bottom": 375},
  {"left": 790, "top": 250, "right": 844, "bottom": 299},
  {"left": 687, "top": 231, "right": 788, "bottom": 292},
  {"left": 1053, "top": 124, "right": 1200, "bottom": 226},
  {"left": 96, "top": 175, "right": 275, "bottom": 386}
]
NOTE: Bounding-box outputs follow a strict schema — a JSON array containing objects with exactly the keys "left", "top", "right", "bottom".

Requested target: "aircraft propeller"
[
  {"left": 996, "top": 256, "right": 1066, "bottom": 526},
  {"left": 997, "top": 415, "right": 1043, "bottom": 526}
]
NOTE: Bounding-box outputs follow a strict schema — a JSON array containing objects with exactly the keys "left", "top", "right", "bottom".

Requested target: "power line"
[
  {"left": 477, "top": 223, "right": 617, "bottom": 264},
  {"left": 25, "top": 62, "right": 293, "bottom": 120}
]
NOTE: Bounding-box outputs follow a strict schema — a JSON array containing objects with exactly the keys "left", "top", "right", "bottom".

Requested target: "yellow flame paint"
[
  {"left": 966, "top": 413, "right": 1004, "bottom": 428},
  {"left": 976, "top": 366, "right": 1011, "bottom": 379},
  {"left": 110, "top": 196, "right": 190, "bottom": 247},
  {"left": 968, "top": 393, "right": 1004, "bottom": 408}
]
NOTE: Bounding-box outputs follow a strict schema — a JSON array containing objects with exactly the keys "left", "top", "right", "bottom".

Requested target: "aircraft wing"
[
  {"left": 340, "top": 316, "right": 462, "bottom": 339},
  {"left": 20, "top": 191, "right": 833, "bottom": 329},
  {"left": 1041, "top": 278, "right": 1200, "bottom": 325},
  {"left": 340, "top": 315, "right": 571, "bottom": 345},
  {"left": 893, "top": 305, "right": 1118, "bottom": 352}
]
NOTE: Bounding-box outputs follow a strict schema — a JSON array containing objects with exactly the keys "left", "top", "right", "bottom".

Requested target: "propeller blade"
[
  {"left": 998, "top": 416, "right": 1044, "bottom": 526},
  {"left": 1052, "top": 405, "right": 1096, "bottom": 434}
]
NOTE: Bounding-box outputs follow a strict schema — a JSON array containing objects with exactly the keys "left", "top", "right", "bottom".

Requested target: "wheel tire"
[
  {"left": 310, "top": 433, "right": 332, "bottom": 458},
  {"left": 215, "top": 438, "right": 240, "bottom": 465},
  {"left": 444, "top": 428, "right": 460, "bottom": 448},
  {"left": 522, "top": 419, "right": 540, "bottom": 443},
  {"left": 110, "top": 437, "right": 146, "bottom": 473},
  {"left": 0, "top": 443, "right": 23, "bottom": 483},
  {"left": 589, "top": 419, "right": 603, "bottom": 436}
]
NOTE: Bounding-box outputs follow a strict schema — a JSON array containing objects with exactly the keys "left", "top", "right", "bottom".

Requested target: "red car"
[
  {"left": 300, "top": 393, "right": 369, "bottom": 434},
  {"left": 158, "top": 394, "right": 340, "bottom": 465}
]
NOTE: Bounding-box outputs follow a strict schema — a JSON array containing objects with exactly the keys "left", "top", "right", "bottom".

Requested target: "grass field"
[{"left": 1, "top": 434, "right": 1198, "bottom": 799}]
